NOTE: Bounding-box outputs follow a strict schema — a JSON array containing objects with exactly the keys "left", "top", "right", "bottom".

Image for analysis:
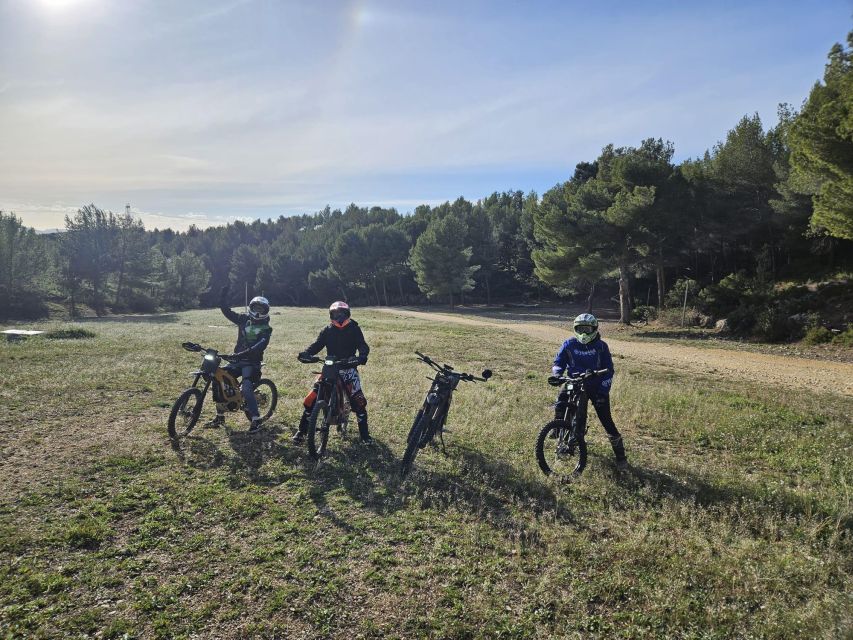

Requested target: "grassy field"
[{"left": 1, "top": 308, "right": 850, "bottom": 639}]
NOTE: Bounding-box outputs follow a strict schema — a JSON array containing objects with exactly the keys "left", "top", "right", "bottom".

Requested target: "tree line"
[{"left": 2, "top": 31, "right": 851, "bottom": 338}]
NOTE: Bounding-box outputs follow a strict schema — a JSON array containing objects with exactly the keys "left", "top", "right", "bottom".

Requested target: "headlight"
[
  {"left": 204, "top": 354, "right": 215, "bottom": 360},
  {"left": 324, "top": 359, "right": 334, "bottom": 365}
]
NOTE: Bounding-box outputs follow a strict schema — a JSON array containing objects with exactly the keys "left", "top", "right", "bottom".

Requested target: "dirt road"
[{"left": 374, "top": 308, "right": 853, "bottom": 396}]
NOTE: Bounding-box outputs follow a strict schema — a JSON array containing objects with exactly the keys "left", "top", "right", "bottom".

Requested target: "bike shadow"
[{"left": 305, "top": 437, "right": 575, "bottom": 541}]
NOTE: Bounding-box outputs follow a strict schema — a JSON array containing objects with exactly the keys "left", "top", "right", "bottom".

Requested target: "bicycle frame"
[
  {"left": 313, "top": 374, "right": 351, "bottom": 427},
  {"left": 555, "top": 382, "right": 589, "bottom": 438}
]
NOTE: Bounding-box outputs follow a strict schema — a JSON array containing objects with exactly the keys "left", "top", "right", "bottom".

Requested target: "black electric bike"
[
  {"left": 297, "top": 354, "right": 362, "bottom": 460},
  {"left": 534, "top": 368, "right": 609, "bottom": 477},
  {"left": 167, "top": 341, "right": 278, "bottom": 439},
  {"left": 400, "top": 351, "right": 492, "bottom": 477}
]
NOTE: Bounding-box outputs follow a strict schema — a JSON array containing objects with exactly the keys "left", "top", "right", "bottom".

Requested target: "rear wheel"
[
  {"left": 168, "top": 388, "right": 204, "bottom": 439},
  {"left": 535, "top": 419, "right": 587, "bottom": 477},
  {"left": 401, "top": 411, "right": 432, "bottom": 477},
  {"left": 307, "top": 399, "right": 330, "bottom": 460},
  {"left": 245, "top": 378, "right": 278, "bottom": 422}
]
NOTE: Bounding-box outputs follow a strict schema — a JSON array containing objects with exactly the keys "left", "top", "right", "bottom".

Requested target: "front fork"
[{"left": 190, "top": 374, "right": 212, "bottom": 414}]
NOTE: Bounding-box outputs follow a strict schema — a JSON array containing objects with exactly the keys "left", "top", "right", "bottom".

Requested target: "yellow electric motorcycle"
[{"left": 167, "top": 341, "right": 278, "bottom": 439}]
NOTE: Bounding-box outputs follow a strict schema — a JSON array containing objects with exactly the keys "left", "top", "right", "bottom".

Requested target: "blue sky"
[{"left": 1, "top": 0, "right": 850, "bottom": 230}]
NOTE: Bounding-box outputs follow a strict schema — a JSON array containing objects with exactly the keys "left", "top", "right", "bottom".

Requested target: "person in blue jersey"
[
  {"left": 208, "top": 284, "right": 273, "bottom": 432},
  {"left": 551, "top": 313, "right": 628, "bottom": 469}
]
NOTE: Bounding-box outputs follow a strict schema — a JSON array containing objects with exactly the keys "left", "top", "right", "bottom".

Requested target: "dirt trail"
[{"left": 374, "top": 308, "right": 853, "bottom": 396}]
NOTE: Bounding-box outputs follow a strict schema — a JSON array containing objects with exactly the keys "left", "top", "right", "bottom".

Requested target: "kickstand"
[{"left": 439, "top": 431, "right": 447, "bottom": 456}]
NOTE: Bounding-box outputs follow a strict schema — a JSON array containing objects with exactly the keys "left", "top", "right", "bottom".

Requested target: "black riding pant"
[{"left": 555, "top": 393, "right": 625, "bottom": 460}]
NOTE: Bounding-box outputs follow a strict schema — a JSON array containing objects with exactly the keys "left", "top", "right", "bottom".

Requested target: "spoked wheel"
[
  {"left": 168, "top": 388, "right": 204, "bottom": 439},
  {"left": 245, "top": 378, "right": 278, "bottom": 422},
  {"left": 401, "top": 411, "right": 431, "bottom": 477},
  {"left": 307, "top": 401, "right": 330, "bottom": 460},
  {"left": 535, "top": 419, "right": 587, "bottom": 477}
]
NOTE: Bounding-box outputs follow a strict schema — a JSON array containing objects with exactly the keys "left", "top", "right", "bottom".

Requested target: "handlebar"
[
  {"left": 182, "top": 341, "right": 238, "bottom": 362},
  {"left": 298, "top": 354, "right": 361, "bottom": 368},
  {"left": 415, "top": 351, "right": 492, "bottom": 382},
  {"left": 548, "top": 368, "right": 610, "bottom": 386}
]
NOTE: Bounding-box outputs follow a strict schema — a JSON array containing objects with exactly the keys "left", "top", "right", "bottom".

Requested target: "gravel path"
[{"left": 375, "top": 308, "right": 853, "bottom": 397}]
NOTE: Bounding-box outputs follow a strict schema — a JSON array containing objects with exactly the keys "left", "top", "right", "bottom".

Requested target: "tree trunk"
[
  {"left": 372, "top": 278, "right": 381, "bottom": 306},
  {"left": 449, "top": 291, "right": 454, "bottom": 307},
  {"left": 656, "top": 249, "right": 666, "bottom": 309},
  {"left": 484, "top": 277, "right": 491, "bottom": 305},
  {"left": 618, "top": 261, "right": 631, "bottom": 324},
  {"left": 382, "top": 278, "right": 389, "bottom": 306},
  {"left": 586, "top": 282, "right": 595, "bottom": 313}
]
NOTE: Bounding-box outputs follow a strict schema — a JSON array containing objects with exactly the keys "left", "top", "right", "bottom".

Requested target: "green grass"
[{"left": 0, "top": 308, "right": 850, "bottom": 639}]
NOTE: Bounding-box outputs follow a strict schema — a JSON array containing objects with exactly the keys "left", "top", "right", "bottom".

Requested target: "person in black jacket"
[
  {"left": 294, "top": 301, "right": 372, "bottom": 444},
  {"left": 210, "top": 284, "right": 273, "bottom": 432}
]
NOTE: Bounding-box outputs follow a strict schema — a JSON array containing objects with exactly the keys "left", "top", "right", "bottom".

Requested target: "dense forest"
[{"left": 2, "top": 31, "right": 852, "bottom": 341}]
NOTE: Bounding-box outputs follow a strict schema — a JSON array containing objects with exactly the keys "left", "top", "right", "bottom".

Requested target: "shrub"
[
  {"left": 631, "top": 305, "right": 658, "bottom": 323},
  {"left": 754, "top": 305, "right": 793, "bottom": 343},
  {"left": 698, "top": 272, "right": 762, "bottom": 317},
  {"left": 664, "top": 278, "right": 699, "bottom": 309},
  {"left": 831, "top": 327, "right": 853, "bottom": 346},
  {"left": 802, "top": 326, "right": 833, "bottom": 345},
  {"left": 0, "top": 293, "right": 49, "bottom": 321}
]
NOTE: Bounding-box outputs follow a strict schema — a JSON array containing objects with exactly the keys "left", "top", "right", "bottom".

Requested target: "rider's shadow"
[
  {"left": 613, "top": 462, "right": 848, "bottom": 529},
  {"left": 306, "top": 438, "right": 405, "bottom": 530},
  {"left": 172, "top": 420, "right": 304, "bottom": 487}
]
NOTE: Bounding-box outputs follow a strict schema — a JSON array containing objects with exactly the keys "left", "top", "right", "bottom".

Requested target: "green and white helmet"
[{"left": 573, "top": 313, "right": 599, "bottom": 344}]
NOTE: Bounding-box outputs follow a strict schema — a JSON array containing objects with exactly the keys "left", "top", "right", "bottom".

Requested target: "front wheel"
[
  {"left": 535, "top": 419, "right": 587, "bottom": 477},
  {"left": 245, "top": 378, "right": 278, "bottom": 422},
  {"left": 401, "top": 411, "right": 431, "bottom": 477},
  {"left": 307, "top": 400, "right": 330, "bottom": 460},
  {"left": 168, "top": 387, "right": 204, "bottom": 439}
]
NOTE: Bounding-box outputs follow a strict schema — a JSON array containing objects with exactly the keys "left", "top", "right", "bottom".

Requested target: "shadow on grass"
[
  {"left": 171, "top": 423, "right": 576, "bottom": 541},
  {"left": 305, "top": 437, "right": 575, "bottom": 539},
  {"left": 170, "top": 421, "right": 304, "bottom": 486},
  {"left": 614, "top": 461, "right": 851, "bottom": 541}
]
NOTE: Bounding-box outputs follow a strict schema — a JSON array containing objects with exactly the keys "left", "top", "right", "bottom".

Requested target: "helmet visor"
[
  {"left": 330, "top": 309, "right": 350, "bottom": 323},
  {"left": 249, "top": 302, "right": 268, "bottom": 315},
  {"left": 575, "top": 324, "right": 596, "bottom": 335}
]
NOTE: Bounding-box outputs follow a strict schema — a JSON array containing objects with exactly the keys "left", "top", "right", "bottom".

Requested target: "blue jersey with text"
[{"left": 552, "top": 337, "right": 615, "bottom": 395}]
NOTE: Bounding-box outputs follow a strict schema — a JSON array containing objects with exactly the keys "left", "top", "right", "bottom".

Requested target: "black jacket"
[
  {"left": 220, "top": 298, "right": 272, "bottom": 364},
  {"left": 303, "top": 321, "right": 369, "bottom": 360}
]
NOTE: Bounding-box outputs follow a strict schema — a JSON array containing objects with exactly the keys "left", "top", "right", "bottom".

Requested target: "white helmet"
[
  {"left": 248, "top": 296, "right": 270, "bottom": 321},
  {"left": 573, "top": 313, "right": 599, "bottom": 344}
]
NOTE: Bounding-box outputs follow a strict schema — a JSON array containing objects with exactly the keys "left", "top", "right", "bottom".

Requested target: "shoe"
[
  {"left": 359, "top": 434, "right": 374, "bottom": 446},
  {"left": 615, "top": 458, "right": 628, "bottom": 471},
  {"left": 291, "top": 431, "right": 305, "bottom": 444},
  {"left": 205, "top": 415, "right": 225, "bottom": 428},
  {"left": 249, "top": 417, "right": 263, "bottom": 433}
]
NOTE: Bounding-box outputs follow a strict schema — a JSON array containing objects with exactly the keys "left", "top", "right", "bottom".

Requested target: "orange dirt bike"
[
  {"left": 297, "top": 354, "right": 362, "bottom": 459},
  {"left": 167, "top": 341, "right": 278, "bottom": 439}
]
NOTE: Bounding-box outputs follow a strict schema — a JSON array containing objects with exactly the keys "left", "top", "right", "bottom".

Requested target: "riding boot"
[
  {"left": 356, "top": 413, "right": 372, "bottom": 444},
  {"left": 292, "top": 409, "right": 310, "bottom": 444},
  {"left": 609, "top": 435, "right": 628, "bottom": 468}
]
